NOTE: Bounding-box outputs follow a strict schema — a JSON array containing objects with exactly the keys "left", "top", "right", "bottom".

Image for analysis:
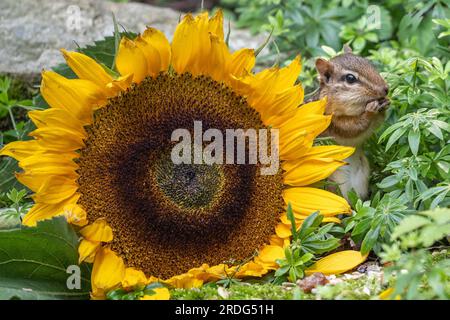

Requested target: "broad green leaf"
[{"left": 0, "top": 217, "right": 91, "bottom": 300}]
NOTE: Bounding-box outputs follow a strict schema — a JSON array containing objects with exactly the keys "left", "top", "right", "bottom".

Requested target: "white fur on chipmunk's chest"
[{"left": 330, "top": 148, "right": 370, "bottom": 200}]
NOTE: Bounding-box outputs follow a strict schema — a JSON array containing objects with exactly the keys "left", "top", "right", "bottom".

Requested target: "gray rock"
[{"left": 0, "top": 0, "right": 266, "bottom": 78}]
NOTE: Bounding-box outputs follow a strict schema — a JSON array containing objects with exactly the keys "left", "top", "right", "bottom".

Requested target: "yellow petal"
[
  {"left": 60, "top": 49, "right": 112, "bottom": 89},
  {"left": 235, "top": 261, "right": 267, "bottom": 278},
  {"left": 301, "top": 145, "right": 355, "bottom": 161},
  {"left": 28, "top": 108, "right": 85, "bottom": 133},
  {"left": 273, "top": 55, "right": 301, "bottom": 91},
  {"left": 14, "top": 172, "right": 47, "bottom": 193},
  {"left": 269, "top": 234, "right": 285, "bottom": 246},
  {"left": 323, "top": 217, "right": 342, "bottom": 224},
  {"left": 122, "top": 267, "right": 148, "bottom": 289},
  {"left": 260, "top": 85, "right": 304, "bottom": 123},
  {"left": 29, "top": 127, "right": 85, "bottom": 151},
  {"left": 80, "top": 218, "right": 113, "bottom": 242},
  {"left": 140, "top": 27, "right": 171, "bottom": 72},
  {"left": 22, "top": 193, "right": 80, "bottom": 226},
  {"left": 164, "top": 273, "right": 204, "bottom": 289},
  {"left": 107, "top": 73, "right": 133, "bottom": 92},
  {"left": 40, "top": 71, "right": 105, "bottom": 123},
  {"left": 242, "top": 69, "right": 281, "bottom": 113},
  {"left": 279, "top": 133, "right": 313, "bottom": 161},
  {"left": 78, "top": 239, "right": 100, "bottom": 263},
  {"left": 255, "top": 245, "right": 284, "bottom": 270},
  {"left": 171, "top": 14, "right": 199, "bottom": 74},
  {"left": 19, "top": 153, "right": 79, "bottom": 174},
  {"left": 63, "top": 204, "right": 88, "bottom": 226},
  {"left": 284, "top": 158, "right": 346, "bottom": 186},
  {"left": 228, "top": 48, "right": 255, "bottom": 78},
  {"left": 299, "top": 97, "right": 327, "bottom": 115},
  {"left": 91, "top": 247, "right": 125, "bottom": 299},
  {"left": 207, "top": 34, "right": 230, "bottom": 81},
  {"left": 283, "top": 187, "right": 352, "bottom": 216},
  {"left": 32, "top": 176, "right": 78, "bottom": 204},
  {"left": 279, "top": 113, "right": 329, "bottom": 140},
  {"left": 116, "top": 37, "right": 148, "bottom": 83},
  {"left": 282, "top": 145, "right": 355, "bottom": 172},
  {"left": 141, "top": 287, "right": 170, "bottom": 300},
  {"left": 208, "top": 10, "right": 224, "bottom": 40},
  {"left": 193, "top": 12, "right": 212, "bottom": 74},
  {"left": 275, "top": 222, "right": 294, "bottom": 238},
  {"left": 306, "top": 251, "right": 368, "bottom": 275},
  {"left": 16, "top": 170, "right": 76, "bottom": 193},
  {"left": 0, "top": 140, "right": 42, "bottom": 161},
  {"left": 135, "top": 35, "right": 162, "bottom": 77}
]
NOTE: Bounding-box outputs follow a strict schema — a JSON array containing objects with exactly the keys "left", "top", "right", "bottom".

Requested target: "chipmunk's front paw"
[{"left": 366, "top": 98, "right": 390, "bottom": 113}]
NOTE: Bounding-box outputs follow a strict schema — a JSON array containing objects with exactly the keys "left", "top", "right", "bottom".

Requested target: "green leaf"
[
  {"left": 427, "top": 123, "right": 444, "bottom": 140},
  {"left": 300, "top": 253, "right": 314, "bottom": 263},
  {"left": 297, "top": 211, "right": 322, "bottom": 240},
  {"left": 385, "top": 127, "right": 408, "bottom": 151},
  {"left": 361, "top": 223, "right": 381, "bottom": 255},
  {"left": 408, "top": 129, "right": 421, "bottom": 156},
  {"left": 377, "top": 175, "right": 400, "bottom": 189},
  {"left": 0, "top": 217, "right": 91, "bottom": 300},
  {"left": 286, "top": 202, "right": 297, "bottom": 240},
  {"left": 352, "top": 217, "right": 372, "bottom": 236}
]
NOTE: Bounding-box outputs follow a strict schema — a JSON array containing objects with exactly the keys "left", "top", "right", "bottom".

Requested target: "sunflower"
[{"left": 0, "top": 11, "right": 366, "bottom": 299}]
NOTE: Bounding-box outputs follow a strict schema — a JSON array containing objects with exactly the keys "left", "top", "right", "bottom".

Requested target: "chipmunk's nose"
[{"left": 383, "top": 85, "right": 389, "bottom": 96}]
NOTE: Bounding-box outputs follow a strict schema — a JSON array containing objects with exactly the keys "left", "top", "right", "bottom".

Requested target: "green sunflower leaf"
[{"left": 0, "top": 216, "right": 91, "bottom": 300}]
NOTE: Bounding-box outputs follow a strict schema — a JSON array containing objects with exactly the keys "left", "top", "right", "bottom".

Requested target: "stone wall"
[{"left": 0, "top": 0, "right": 265, "bottom": 77}]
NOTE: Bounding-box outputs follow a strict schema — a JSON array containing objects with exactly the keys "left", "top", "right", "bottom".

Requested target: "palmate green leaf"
[{"left": 0, "top": 217, "right": 91, "bottom": 300}]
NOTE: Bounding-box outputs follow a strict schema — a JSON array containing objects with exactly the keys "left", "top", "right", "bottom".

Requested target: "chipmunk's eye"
[{"left": 344, "top": 74, "right": 357, "bottom": 84}]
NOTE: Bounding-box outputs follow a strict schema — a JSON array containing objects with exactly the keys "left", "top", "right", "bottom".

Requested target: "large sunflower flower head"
[{"left": 0, "top": 11, "right": 366, "bottom": 299}]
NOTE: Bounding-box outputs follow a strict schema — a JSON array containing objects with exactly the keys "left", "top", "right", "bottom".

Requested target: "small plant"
[
  {"left": 0, "top": 76, "right": 35, "bottom": 140},
  {"left": 380, "top": 208, "right": 450, "bottom": 300},
  {"left": 106, "top": 282, "right": 167, "bottom": 300},
  {"left": 344, "top": 192, "right": 411, "bottom": 255},
  {"left": 339, "top": 16, "right": 379, "bottom": 53},
  {"left": 274, "top": 204, "right": 340, "bottom": 283},
  {"left": 0, "top": 188, "right": 31, "bottom": 229}
]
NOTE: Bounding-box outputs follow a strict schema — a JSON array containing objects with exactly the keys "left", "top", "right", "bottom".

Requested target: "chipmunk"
[{"left": 310, "top": 45, "right": 390, "bottom": 200}]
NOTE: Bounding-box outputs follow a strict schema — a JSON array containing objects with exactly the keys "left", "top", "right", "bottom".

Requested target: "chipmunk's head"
[{"left": 315, "top": 45, "right": 389, "bottom": 116}]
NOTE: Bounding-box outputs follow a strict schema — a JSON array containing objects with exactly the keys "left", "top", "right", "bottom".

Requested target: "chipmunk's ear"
[
  {"left": 343, "top": 44, "right": 353, "bottom": 54},
  {"left": 315, "top": 58, "right": 333, "bottom": 83}
]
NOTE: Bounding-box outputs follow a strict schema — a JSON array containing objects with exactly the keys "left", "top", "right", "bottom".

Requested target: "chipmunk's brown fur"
[{"left": 312, "top": 45, "right": 390, "bottom": 199}]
